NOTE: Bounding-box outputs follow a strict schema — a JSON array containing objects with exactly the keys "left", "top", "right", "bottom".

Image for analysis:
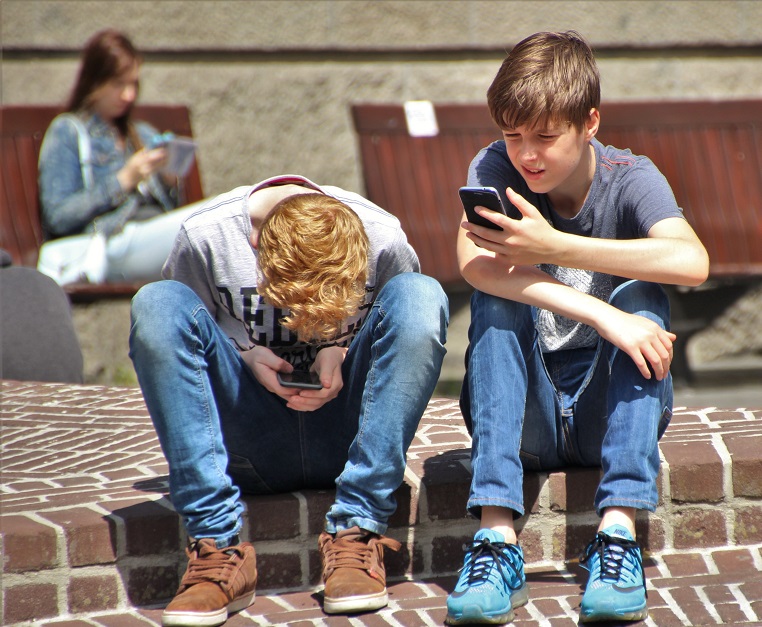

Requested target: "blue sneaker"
[
  {"left": 579, "top": 524, "right": 648, "bottom": 623},
  {"left": 445, "top": 529, "right": 529, "bottom": 625}
]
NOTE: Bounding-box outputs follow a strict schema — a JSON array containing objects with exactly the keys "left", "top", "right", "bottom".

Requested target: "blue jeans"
[
  {"left": 105, "top": 201, "right": 205, "bottom": 282},
  {"left": 460, "top": 280, "right": 672, "bottom": 519},
  {"left": 129, "top": 273, "right": 448, "bottom": 546}
]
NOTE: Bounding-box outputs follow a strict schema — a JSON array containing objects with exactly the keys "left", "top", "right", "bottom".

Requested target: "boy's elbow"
[
  {"left": 459, "top": 253, "right": 491, "bottom": 289},
  {"left": 457, "top": 240, "right": 482, "bottom": 286},
  {"left": 459, "top": 253, "right": 510, "bottom": 291},
  {"left": 694, "top": 262, "right": 710, "bottom": 287},
  {"left": 683, "top": 247, "right": 710, "bottom": 287},
  {"left": 684, "top": 271, "right": 709, "bottom": 288},
  {"left": 459, "top": 258, "right": 481, "bottom": 289}
]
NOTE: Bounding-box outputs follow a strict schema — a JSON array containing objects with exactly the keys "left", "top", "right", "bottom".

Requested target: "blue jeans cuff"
[{"left": 325, "top": 515, "right": 387, "bottom": 536}]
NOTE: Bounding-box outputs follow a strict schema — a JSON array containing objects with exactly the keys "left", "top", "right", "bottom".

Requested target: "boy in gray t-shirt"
[
  {"left": 130, "top": 175, "right": 448, "bottom": 625},
  {"left": 446, "top": 32, "right": 708, "bottom": 626}
]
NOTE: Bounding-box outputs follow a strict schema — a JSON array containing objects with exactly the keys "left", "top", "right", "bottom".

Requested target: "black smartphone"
[
  {"left": 459, "top": 186, "right": 508, "bottom": 231},
  {"left": 277, "top": 370, "right": 323, "bottom": 390}
]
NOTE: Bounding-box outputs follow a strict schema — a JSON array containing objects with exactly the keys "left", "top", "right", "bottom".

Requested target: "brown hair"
[
  {"left": 257, "top": 193, "right": 369, "bottom": 343},
  {"left": 487, "top": 30, "right": 600, "bottom": 131},
  {"left": 67, "top": 29, "right": 143, "bottom": 145}
]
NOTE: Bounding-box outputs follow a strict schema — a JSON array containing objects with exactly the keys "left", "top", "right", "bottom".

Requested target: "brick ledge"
[{"left": 1, "top": 380, "right": 761, "bottom": 624}]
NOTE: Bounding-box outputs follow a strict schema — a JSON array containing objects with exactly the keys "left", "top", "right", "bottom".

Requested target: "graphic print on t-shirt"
[{"left": 216, "top": 283, "right": 374, "bottom": 367}]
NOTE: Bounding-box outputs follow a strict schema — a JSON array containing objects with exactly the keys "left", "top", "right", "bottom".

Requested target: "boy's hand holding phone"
[
  {"left": 277, "top": 370, "right": 322, "bottom": 389},
  {"left": 276, "top": 346, "right": 346, "bottom": 412},
  {"left": 460, "top": 186, "right": 563, "bottom": 265}
]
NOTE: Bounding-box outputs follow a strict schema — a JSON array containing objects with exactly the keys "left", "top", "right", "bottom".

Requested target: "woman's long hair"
[{"left": 66, "top": 29, "right": 142, "bottom": 146}]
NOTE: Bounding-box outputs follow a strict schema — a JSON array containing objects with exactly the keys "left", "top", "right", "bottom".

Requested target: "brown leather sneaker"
[
  {"left": 162, "top": 538, "right": 257, "bottom": 626},
  {"left": 319, "top": 526, "right": 402, "bottom": 614}
]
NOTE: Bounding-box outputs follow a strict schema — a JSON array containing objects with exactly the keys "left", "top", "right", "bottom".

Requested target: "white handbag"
[
  {"left": 37, "top": 230, "right": 108, "bottom": 285},
  {"left": 37, "top": 114, "right": 109, "bottom": 286}
]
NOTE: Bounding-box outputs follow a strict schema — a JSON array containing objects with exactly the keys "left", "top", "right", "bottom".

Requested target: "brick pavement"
[
  {"left": 21, "top": 555, "right": 762, "bottom": 626},
  {"left": 2, "top": 380, "right": 762, "bottom": 626}
]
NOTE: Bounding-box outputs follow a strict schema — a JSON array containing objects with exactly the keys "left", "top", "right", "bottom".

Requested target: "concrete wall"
[
  {"left": 4, "top": 0, "right": 761, "bottom": 385},
  {"left": 4, "top": 0, "right": 762, "bottom": 199}
]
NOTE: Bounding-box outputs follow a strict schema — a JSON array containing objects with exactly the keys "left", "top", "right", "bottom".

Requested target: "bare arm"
[
  {"left": 557, "top": 216, "right": 707, "bottom": 286},
  {"left": 462, "top": 187, "right": 709, "bottom": 287},
  {"left": 457, "top": 223, "right": 622, "bottom": 331}
]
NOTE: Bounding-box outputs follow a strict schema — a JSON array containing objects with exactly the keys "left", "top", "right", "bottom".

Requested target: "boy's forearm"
[
  {"left": 458, "top": 228, "right": 588, "bottom": 320},
  {"left": 553, "top": 222, "right": 709, "bottom": 288},
  {"left": 460, "top": 252, "right": 614, "bottom": 329},
  {"left": 457, "top": 215, "right": 709, "bottom": 329}
]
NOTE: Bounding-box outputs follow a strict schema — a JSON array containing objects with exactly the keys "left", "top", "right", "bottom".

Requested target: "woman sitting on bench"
[{"left": 37, "top": 28, "right": 202, "bottom": 285}]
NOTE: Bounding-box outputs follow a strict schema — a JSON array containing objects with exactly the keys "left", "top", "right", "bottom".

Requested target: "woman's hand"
[{"left": 117, "top": 147, "right": 167, "bottom": 192}]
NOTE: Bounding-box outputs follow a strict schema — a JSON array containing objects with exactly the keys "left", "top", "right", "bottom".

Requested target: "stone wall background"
[
  {"left": 4, "top": 0, "right": 762, "bottom": 198},
  {"left": 2, "top": 0, "right": 760, "bottom": 385}
]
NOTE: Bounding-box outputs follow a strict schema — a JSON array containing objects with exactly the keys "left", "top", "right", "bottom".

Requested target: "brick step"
[
  {"left": 14, "top": 555, "right": 762, "bottom": 627},
  {"left": 1, "top": 381, "right": 761, "bottom": 625}
]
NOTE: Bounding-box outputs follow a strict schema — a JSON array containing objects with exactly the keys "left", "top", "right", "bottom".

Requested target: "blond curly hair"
[{"left": 257, "top": 193, "right": 369, "bottom": 343}]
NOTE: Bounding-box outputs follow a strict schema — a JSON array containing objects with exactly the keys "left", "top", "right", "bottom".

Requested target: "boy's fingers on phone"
[{"left": 286, "top": 393, "right": 325, "bottom": 412}]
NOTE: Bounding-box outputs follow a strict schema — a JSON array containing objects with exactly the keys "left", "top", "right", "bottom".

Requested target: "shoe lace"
[
  {"left": 181, "top": 540, "right": 245, "bottom": 589},
  {"left": 459, "top": 537, "right": 524, "bottom": 590},
  {"left": 580, "top": 531, "right": 647, "bottom": 597},
  {"left": 321, "top": 530, "right": 401, "bottom": 576}
]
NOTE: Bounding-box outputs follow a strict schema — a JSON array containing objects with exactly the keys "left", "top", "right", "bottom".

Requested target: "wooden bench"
[
  {"left": 0, "top": 104, "right": 205, "bottom": 302},
  {"left": 352, "top": 100, "right": 762, "bottom": 381}
]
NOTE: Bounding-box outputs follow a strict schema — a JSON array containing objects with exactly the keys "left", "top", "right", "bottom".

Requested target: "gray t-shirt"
[
  {"left": 468, "top": 138, "right": 685, "bottom": 352},
  {"left": 163, "top": 174, "right": 420, "bottom": 367}
]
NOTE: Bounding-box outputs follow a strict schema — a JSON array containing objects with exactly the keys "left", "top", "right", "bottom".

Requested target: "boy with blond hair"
[
  {"left": 130, "top": 175, "right": 448, "bottom": 626},
  {"left": 446, "top": 31, "right": 708, "bottom": 624}
]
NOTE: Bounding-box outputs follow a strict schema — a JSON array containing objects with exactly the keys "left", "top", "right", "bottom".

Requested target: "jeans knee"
[
  {"left": 132, "top": 279, "right": 188, "bottom": 313},
  {"left": 130, "top": 280, "right": 199, "bottom": 351},
  {"left": 471, "top": 290, "right": 531, "bottom": 332},
  {"left": 381, "top": 273, "right": 448, "bottom": 339},
  {"left": 385, "top": 272, "right": 446, "bottom": 304},
  {"left": 610, "top": 280, "right": 670, "bottom": 327}
]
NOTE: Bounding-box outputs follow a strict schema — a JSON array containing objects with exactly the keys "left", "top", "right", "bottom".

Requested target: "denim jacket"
[{"left": 38, "top": 111, "right": 178, "bottom": 238}]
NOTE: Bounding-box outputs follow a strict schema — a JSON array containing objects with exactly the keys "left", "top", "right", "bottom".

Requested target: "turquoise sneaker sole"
[
  {"left": 580, "top": 580, "right": 647, "bottom": 623},
  {"left": 580, "top": 607, "right": 648, "bottom": 623},
  {"left": 580, "top": 594, "right": 647, "bottom": 623},
  {"left": 445, "top": 582, "right": 529, "bottom": 625}
]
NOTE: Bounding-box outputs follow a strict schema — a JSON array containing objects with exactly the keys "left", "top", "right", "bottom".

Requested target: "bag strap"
[{"left": 62, "top": 113, "right": 94, "bottom": 190}]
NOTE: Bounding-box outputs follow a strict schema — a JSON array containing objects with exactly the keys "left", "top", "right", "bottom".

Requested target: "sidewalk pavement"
[
  {"left": 45, "top": 553, "right": 762, "bottom": 626},
  {"left": 2, "top": 380, "right": 762, "bottom": 626}
]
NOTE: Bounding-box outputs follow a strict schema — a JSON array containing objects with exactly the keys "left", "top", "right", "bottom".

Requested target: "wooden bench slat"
[
  {"left": 352, "top": 104, "right": 501, "bottom": 285},
  {"left": 63, "top": 281, "right": 149, "bottom": 302},
  {"left": 352, "top": 100, "right": 762, "bottom": 284},
  {"left": 598, "top": 100, "right": 762, "bottom": 278},
  {"left": 1, "top": 137, "right": 44, "bottom": 267}
]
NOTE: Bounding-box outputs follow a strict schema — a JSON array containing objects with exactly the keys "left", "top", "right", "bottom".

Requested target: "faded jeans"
[
  {"left": 129, "top": 273, "right": 448, "bottom": 547},
  {"left": 460, "top": 280, "right": 673, "bottom": 519}
]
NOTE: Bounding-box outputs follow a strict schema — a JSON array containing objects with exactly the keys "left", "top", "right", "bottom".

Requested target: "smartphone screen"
[
  {"left": 459, "top": 186, "right": 507, "bottom": 231},
  {"left": 277, "top": 370, "right": 323, "bottom": 390}
]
